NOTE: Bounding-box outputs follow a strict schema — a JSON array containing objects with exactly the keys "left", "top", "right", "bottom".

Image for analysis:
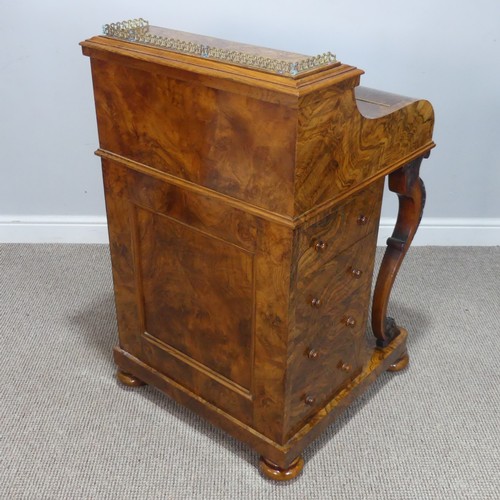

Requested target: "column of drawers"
[{"left": 286, "top": 180, "right": 384, "bottom": 436}]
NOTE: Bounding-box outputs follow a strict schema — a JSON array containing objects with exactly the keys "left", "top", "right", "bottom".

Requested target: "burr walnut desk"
[{"left": 81, "top": 20, "right": 435, "bottom": 481}]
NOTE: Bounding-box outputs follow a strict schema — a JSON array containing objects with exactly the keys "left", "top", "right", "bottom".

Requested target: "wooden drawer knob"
[
  {"left": 345, "top": 316, "right": 356, "bottom": 327},
  {"left": 314, "top": 240, "right": 328, "bottom": 252},
  {"left": 340, "top": 362, "right": 352, "bottom": 373},
  {"left": 351, "top": 268, "right": 363, "bottom": 279},
  {"left": 307, "top": 348, "right": 319, "bottom": 359},
  {"left": 311, "top": 298, "right": 322, "bottom": 308},
  {"left": 357, "top": 215, "right": 368, "bottom": 225},
  {"left": 305, "top": 395, "right": 316, "bottom": 405}
]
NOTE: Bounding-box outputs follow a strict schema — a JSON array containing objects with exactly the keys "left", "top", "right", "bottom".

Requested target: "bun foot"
[
  {"left": 116, "top": 369, "right": 146, "bottom": 387},
  {"left": 259, "top": 456, "right": 304, "bottom": 481},
  {"left": 387, "top": 352, "right": 410, "bottom": 372}
]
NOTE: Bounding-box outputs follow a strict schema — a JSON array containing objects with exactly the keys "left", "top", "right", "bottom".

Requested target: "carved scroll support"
[{"left": 372, "top": 154, "right": 429, "bottom": 349}]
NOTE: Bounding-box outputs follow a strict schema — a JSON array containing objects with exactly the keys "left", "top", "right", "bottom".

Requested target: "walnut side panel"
[
  {"left": 90, "top": 58, "right": 297, "bottom": 216},
  {"left": 123, "top": 166, "right": 260, "bottom": 252},
  {"left": 135, "top": 205, "right": 255, "bottom": 390},
  {"left": 294, "top": 87, "right": 434, "bottom": 216},
  {"left": 102, "top": 160, "right": 145, "bottom": 358},
  {"left": 104, "top": 158, "right": 264, "bottom": 424},
  {"left": 251, "top": 220, "right": 294, "bottom": 444}
]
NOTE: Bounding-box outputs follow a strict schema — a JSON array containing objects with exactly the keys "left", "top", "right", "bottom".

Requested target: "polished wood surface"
[
  {"left": 112, "top": 327, "right": 410, "bottom": 469},
  {"left": 259, "top": 456, "right": 304, "bottom": 481},
  {"left": 372, "top": 156, "right": 427, "bottom": 348},
  {"left": 387, "top": 351, "right": 410, "bottom": 372},
  {"left": 81, "top": 35, "right": 434, "bottom": 220},
  {"left": 145, "top": 25, "right": 320, "bottom": 67},
  {"left": 81, "top": 27, "right": 435, "bottom": 481},
  {"left": 116, "top": 369, "right": 146, "bottom": 387}
]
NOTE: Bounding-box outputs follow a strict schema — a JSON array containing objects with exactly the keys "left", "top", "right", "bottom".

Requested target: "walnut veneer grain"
[{"left": 82, "top": 26, "right": 435, "bottom": 481}]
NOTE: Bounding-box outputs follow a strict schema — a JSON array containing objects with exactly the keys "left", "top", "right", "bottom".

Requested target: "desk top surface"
[{"left": 102, "top": 19, "right": 338, "bottom": 77}]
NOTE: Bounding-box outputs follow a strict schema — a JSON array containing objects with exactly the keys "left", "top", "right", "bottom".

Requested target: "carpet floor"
[{"left": 1, "top": 244, "right": 499, "bottom": 499}]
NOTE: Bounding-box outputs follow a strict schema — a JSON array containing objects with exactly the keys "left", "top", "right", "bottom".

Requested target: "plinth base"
[{"left": 113, "top": 329, "right": 408, "bottom": 480}]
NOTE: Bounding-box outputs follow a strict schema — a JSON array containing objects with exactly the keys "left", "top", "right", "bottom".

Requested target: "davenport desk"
[{"left": 81, "top": 20, "right": 435, "bottom": 481}]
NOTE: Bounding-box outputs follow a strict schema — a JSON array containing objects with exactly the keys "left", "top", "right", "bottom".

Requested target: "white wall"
[{"left": 1, "top": 1, "right": 499, "bottom": 244}]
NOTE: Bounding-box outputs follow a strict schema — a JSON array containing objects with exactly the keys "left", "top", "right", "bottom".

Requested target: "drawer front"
[
  {"left": 296, "top": 232, "right": 376, "bottom": 321},
  {"left": 286, "top": 211, "right": 380, "bottom": 436},
  {"left": 287, "top": 287, "right": 372, "bottom": 435},
  {"left": 298, "top": 181, "right": 383, "bottom": 270}
]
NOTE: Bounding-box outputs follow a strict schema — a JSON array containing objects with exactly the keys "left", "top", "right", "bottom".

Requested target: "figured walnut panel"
[
  {"left": 285, "top": 286, "right": 372, "bottom": 438},
  {"left": 101, "top": 160, "right": 145, "bottom": 359},
  {"left": 251, "top": 220, "right": 294, "bottom": 443},
  {"left": 355, "top": 87, "right": 419, "bottom": 119},
  {"left": 296, "top": 231, "right": 378, "bottom": 324},
  {"left": 124, "top": 167, "right": 259, "bottom": 253},
  {"left": 135, "top": 205, "right": 255, "bottom": 390},
  {"left": 141, "top": 332, "right": 253, "bottom": 425},
  {"left": 102, "top": 158, "right": 261, "bottom": 423},
  {"left": 284, "top": 185, "right": 383, "bottom": 438},
  {"left": 296, "top": 180, "right": 383, "bottom": 269},
  {"left": 292, "top": 230, "right": 379, "bottom": 360},
  {"left": 90, "top": 58, "right": 297, "bottom": 215},
  {"left": 294, "top": 87, "right": 434, "bottom": 216}
]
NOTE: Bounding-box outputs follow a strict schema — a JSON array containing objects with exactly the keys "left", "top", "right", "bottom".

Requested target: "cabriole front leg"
[{"left": 372, "top": 155, "right": 429, "bottom": 364}]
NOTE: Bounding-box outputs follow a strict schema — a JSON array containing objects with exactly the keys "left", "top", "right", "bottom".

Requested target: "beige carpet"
[{"left": 1, "top": 244, "right": 499, "bottom": 499}]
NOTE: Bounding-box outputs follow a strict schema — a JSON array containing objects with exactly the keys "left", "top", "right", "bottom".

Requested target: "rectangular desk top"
[{"left": 101, "top": 18, "right": 338, "bottom": 77}]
